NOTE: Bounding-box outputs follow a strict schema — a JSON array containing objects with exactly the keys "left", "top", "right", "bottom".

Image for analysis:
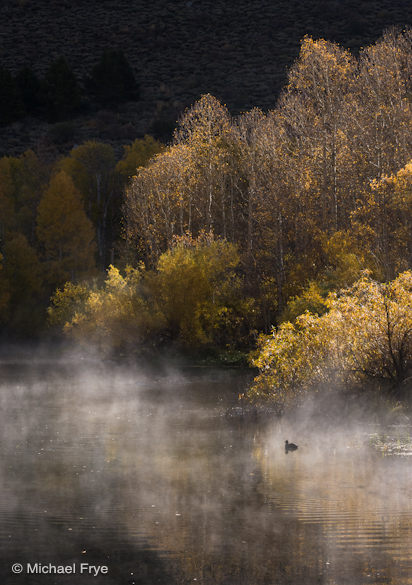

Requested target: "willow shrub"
[
  {"left": 248, "top": 271, "right": 412, "bottom": 407},
  {"left": 48, "top": 264, "right": 163, "bottom": 351},
  {"left": 49, "top": 234, "right": 255, "bottom": 352}
]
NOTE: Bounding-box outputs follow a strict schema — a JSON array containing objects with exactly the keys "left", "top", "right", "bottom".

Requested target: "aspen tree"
[{"left": 37, "top": 171, "right": 96, "bottom": 284}]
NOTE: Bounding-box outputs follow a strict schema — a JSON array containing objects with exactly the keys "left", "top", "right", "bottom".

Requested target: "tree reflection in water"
[{"left": 0, "top": 358, "right": 411, "bottom": 584}]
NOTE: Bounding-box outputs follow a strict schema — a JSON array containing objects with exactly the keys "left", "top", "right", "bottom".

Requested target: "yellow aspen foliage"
[
  {"left": 125, "top": 144, "right": 193, "bottom": 263},
  {"left": 354, "top": 29, "right": 411, "bottom": 178},
  {"left": 280, "top": 281, "right": 328, "bottom": 324},
  {"left": 125, "top": 96, "right": 236, "bottom": 264},
  {"left": 59, "top": 141, "right": 116, "bottom": 205},
  {"left": 352, "top": 159, "right": 412, "bottom": 279},
  {"left": 124, "top": 30, "right": 410, "bottom": 326},
  {"left": 174, "top": 93, "right": 232, "bottom": 147},
  {"left": 120, "top": 31, "right": 411, "bottom": 340},
  {"left": 36, "top": 170, "right": 96, "bottom": 285},
  {"left": 116, "top": 135, "right": 164, "bottom": 182},
  {"left": 59, "top": 141, "right": 116, "bottom": 265}
]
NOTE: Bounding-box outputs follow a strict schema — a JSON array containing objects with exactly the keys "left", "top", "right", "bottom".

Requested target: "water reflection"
[{"left": 0, "top": 358, "right": 411, "bottom": 584}]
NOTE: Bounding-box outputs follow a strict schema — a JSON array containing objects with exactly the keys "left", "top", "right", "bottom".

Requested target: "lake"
[{"left": 1, "top": 356, "right": 411, "bottom": 584}]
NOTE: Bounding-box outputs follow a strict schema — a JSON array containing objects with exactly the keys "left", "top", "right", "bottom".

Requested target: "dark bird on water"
[{"left": 285, "top": 440, "right": 298, "bottom": 452}]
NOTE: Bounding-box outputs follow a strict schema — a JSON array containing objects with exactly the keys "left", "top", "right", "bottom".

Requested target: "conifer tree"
[
  {"left": 42, "top": 57, "right": 82, "bottom": 121},
  {"left": 0, "top": 65, "right": 24, "bottom": 125},
  {"left": 87, "top": 50, "right": 139, "bottom": 106}
]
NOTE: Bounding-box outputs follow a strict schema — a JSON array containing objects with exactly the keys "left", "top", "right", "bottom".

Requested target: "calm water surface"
[{"left": 0, "top": 357, "right": 411, "bottom": 585}]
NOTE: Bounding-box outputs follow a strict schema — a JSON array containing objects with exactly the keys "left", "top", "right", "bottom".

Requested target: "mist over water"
[{"left": 0, "top": 352, "right": 411, "bottom": 585}]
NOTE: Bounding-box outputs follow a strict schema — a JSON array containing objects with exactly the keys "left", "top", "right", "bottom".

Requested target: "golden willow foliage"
[
  {"left": 48, "top": 234, "right": 255, "bottom": 352},
  {"left": 124, "top": 31, "right": 411, "bottom": 319},
  {"left": 248, "top": 271, "right": 412, "bottom": 408},
  {"left": 54, "top": 265, "right": 162, "bottom": 350}
]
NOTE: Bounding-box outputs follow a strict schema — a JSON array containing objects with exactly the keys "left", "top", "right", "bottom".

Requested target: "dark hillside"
[{"left": 0, "top": 0, "right": 410, "bottom": 154}]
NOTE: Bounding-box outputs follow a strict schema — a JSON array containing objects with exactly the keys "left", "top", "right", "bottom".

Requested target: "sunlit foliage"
[
  {"left": 352, "top": 160, "right": 412, "bottom": 279},
  {"left": 47, "top": 281, "right": 91, "bottom": 329},
  {"left": 125, "top": 30, "right": 411, "bottom": 322},
  {"left": 48, "top": 234, "right": 255, "bottom": 352},
  {"left": 153, "top": 233, "right": 254, "bottom": 348},
  {"left": 249, "top": 272, "right": 412, "bottom": 407},
  {"left": 50, "top": 265, "right": 163, "bottom": 351},
  {"left": 1, "top": 30, "right": 411, "bottom": 351}
]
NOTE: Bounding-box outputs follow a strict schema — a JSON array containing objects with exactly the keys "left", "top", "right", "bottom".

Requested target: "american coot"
[{"left": 285, "top": 440, "right": 298, "bottom": 453}]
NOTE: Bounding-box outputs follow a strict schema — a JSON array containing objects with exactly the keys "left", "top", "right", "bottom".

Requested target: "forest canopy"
[
  {"left": 125, "top": 30, "right": 411, "bottom": 326},
  {"left": 0, "top": 30, "right": 411, "bottom": 391}
]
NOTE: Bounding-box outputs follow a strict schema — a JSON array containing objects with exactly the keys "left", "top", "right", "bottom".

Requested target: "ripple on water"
[{"left": 1, "top": 362, "right": 412, "bottom": 585}]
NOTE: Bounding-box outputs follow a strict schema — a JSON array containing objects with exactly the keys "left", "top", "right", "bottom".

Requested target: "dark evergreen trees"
[
  {"left": 0, "top": 65, "right": 24, "bottom": 125},
  {"left": 87, "top": 49, "right": 139, "bottom": 107},
  {"left": 42, "top": 57, "right": 82, "bottom": 121},
  {"left": 15, "top": 67, "right": 42, "bottom": 117}
]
